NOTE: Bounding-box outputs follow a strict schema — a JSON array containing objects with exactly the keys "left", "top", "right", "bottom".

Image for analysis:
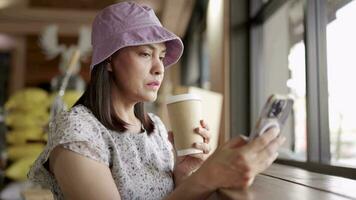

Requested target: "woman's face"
[{"left": 109, "top": 43, "right": 166, "bottom": 103}]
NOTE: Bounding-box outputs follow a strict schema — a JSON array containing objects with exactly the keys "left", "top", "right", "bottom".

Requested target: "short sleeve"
[
  {"left": 28, "top": 106, "right": 110, "bottom": 190},
  {"left": 48, "top": 110, "right": 110, "bottom": 166},
  {"left": 148, "top": 113, "right": 174, "bottom": 153}
]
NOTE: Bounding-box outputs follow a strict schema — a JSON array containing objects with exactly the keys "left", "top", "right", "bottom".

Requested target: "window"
[
  {"left": 248, "top": 0, "right": 356, "bottom": 177},
  {"left": 256, "top": 0, "right": 307, "bottom": 161},
  {"left": 326, "top": 0, "right": 356, "bottom": 167}
]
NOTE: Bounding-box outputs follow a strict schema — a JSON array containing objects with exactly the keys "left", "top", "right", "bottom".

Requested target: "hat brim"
[{"left": 91, "top": 25, "right": 184, "bottom": 70}]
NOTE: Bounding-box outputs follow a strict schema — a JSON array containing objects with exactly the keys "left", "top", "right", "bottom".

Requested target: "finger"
[
  {"left": 256, "top": 152, "right": 279, "bottom": 173},
  {"left": 260, "top": 135, "right": 285, "bottom": 154},
  {"left": 255, "top": 137, "right": 285, "bottom": 171},
  {"left": 278, "top": 135, "right": 286, "bottom": 145},
  {"left": 226, "top": 135, "right": 248, "bottom": 149},
  {"left": 255, "top": 143, "right": 277, "bottom": 164},
  {"left": 269, "top": 136, "right": 285, "bottom": 153},
  {"left": 193, "top": 142, "right": 211, "bottom": 154},
  {"left": 239, "top": 135, "right": 249, "bottom": 141},
  {"left": 200, "top": 120, "right": 210, "bottom": 131},
  {"left": 189, "top": 153, "right": 206, "bottom": 160},
  {"left": 168, "top": 131, "right": 174, "bottom": 145},
  {"left": 268, "top": 152, "right": 279, "bottom": 165},
  {"left": 194, "top": 127, "right": 210, "bottom": 143},
  {"left": 249, "top": 127, "right": 279, "bottom": 152},
  {"left": 246, "top": 175, "right": 255, "bottom": 189}
]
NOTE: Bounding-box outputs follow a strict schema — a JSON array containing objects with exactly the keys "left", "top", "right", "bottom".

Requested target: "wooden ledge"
[{"left": 217, "top": 164, "right": 356, "bottom": 200}]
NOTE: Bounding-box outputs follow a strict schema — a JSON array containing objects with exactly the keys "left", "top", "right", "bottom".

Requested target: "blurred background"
[{"left": 0, "top": 0, "right": 356, "bottom": 199}]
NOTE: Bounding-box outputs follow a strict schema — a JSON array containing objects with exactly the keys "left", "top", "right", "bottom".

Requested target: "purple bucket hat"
[{"left": 90, "top": 1, "right": 184, "bottom": 70}]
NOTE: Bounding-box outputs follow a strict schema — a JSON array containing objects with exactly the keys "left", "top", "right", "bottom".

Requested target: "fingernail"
[
  {"left": 274, "top": 152, "right": 279, "bottom": 159},
  {"left": 270, "top": 127, "right": 279, "bottom": 137},
  {"left": 240, "top": 135, "right": 249, "bottom": 141},
  {"left": 195, "top": 142, "right": 203, "bottom": 148},
  {"left": 273, "top": 127, "right": 280, "bottom": 133}
]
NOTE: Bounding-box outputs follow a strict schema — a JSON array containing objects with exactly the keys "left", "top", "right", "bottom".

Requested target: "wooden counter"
[{"left": 218, "top": 164, "right": 356, "bottom": 200}]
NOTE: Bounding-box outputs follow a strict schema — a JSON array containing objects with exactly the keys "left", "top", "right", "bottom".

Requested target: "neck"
[{"left": 111, "top": 89, "right": 140, "bottom": 126}]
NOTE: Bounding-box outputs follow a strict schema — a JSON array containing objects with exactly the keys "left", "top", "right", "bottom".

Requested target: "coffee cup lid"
[{"left": 166, "top": 93, "right": 201, "bottom": 104}]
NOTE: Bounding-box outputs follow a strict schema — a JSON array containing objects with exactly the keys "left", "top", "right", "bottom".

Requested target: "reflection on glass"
[
  {"left": 262, "top": 0, "right": 306, "bottom": 161},
  {"left": 287, "top": 42, "right": 306, "bottom": 160},
  {"left": 327, "top": 0, "right": 356, "bottom": 167}
]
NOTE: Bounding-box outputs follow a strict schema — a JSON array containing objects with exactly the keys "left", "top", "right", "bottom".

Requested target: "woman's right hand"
[{"left": 193, "top": 127, "right": 285, "bottom": 191}]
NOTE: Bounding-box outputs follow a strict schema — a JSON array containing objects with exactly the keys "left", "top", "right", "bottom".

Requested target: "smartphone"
[{"left": 249, "top": 94, "right": 294, "bottom": 140}]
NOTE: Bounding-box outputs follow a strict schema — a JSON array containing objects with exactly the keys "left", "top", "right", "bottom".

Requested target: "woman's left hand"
[{"left": 168, "top": 120, "right": 211, "bottom": 186}]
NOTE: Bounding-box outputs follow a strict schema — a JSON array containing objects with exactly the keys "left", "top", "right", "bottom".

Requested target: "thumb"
[
  {"left": 168, "top": 131, "right": 174, "bottom": 145},
  {"left": 226, "top": 135, "right": 248, "bottom": 149}
]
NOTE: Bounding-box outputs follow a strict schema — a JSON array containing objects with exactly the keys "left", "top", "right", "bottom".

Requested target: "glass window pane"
[
  {"left": 327, "top": 0, "right": 356, "bottom": 167},
  {"left": 261, "top": 0, "right": 306, "bottom": 161}
]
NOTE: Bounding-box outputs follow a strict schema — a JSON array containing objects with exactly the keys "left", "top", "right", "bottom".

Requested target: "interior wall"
[
  {"left": 230, "top": 0, "right": 250, "bottom": 137},
  {"left": 207, "top": 0, "right": 231, "bottom": 142}
]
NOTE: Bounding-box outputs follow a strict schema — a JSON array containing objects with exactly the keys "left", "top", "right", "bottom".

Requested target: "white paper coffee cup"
[{"left": 166, "top": 94, "right": 204, "bottom": 156}]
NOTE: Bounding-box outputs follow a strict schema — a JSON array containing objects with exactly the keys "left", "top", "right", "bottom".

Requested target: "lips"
[{"left": 146, "top": 81, "right": 160, "bottom": 86}]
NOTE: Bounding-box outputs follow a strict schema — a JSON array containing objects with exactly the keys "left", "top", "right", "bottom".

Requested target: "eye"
[
  {"left": 140, "top": 52, "right": 152, "bottom": 57},
  {"left": 159, "top": 56, "right": 165, "bottom": 61}
]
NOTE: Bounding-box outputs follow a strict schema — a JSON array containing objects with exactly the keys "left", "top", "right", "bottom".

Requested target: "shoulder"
[
  {"left": 48, "top": 105, "right": 106, "bottom": 146},
  {"left": 48, "top": 105, "right": 111, "bottom": 165},
  {"left": 148, "top": 112, "right": 160, "bottom": 123},
  {"left": 148, "top": 113, "right": 166, "bottom": 130},
  {"left": 55, "top": 104, "right": 95, "bottom": 126},
  {"left": 51, "top": 105, "right": 91, "bottom": 130},
  {"left": 148, "top": 113, "right": 170, "bottom": 139}
]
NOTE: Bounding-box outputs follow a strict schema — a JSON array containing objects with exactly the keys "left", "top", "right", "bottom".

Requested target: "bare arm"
[
  {"left": 166, "top": 128, "right": 285, "bottom": 200},
  {"left": 49, "top": 146, "right": 121, "bottom": 200},
  {"left": 166, "top": 171, "right": 215, "bottom": 200}
]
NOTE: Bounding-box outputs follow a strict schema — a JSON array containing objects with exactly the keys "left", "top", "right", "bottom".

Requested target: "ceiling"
[
  {"left": 0, "top": 0, "right": 195, "bottom": 37},
  {"left": 0, "top": 0, "right": 196, "bottom": 88}
]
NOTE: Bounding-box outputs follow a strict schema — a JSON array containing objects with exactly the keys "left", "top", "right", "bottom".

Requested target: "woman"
[{"left": 28, "top": 2, "right": 285, "bottom": 200}]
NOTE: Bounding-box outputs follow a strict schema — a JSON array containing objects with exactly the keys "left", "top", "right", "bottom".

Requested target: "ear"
[{"left": 106, "top": 60, "right": 113, "bottom": 72}]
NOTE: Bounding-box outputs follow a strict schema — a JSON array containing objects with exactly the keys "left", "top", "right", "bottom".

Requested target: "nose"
[{"left": 151, "top": 56, "right": 164, "bottom": 76}]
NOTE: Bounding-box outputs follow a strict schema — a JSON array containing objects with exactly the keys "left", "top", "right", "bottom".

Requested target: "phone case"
[{"left": 249, "top": 94, "right": 294, "bottom": 140}]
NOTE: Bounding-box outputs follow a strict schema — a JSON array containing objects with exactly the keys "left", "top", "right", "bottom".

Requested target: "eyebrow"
[{"left": 144, "top": 44, "right": 167, "bottom": 53}]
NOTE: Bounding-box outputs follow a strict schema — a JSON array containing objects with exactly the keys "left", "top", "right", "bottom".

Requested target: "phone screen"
[{"left": 249, "top": 94, "right": 294, "bottom": 140}]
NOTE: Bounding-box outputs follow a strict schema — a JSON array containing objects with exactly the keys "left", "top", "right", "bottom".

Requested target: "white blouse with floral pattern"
[{"left": 28, "top": 105, "right": 175, "bottom": 200}]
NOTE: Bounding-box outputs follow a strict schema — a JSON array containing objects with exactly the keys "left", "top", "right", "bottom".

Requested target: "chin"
[
  {"left": 147, "top": 96, "right": 158, "bottom": 102},
  {"left": 141, "top": 93, "right": 157, "bottom": 102}
]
